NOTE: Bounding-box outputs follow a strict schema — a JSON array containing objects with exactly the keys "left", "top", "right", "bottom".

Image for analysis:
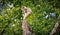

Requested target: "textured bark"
[
  {"left": 21, "top": 6, "right": 35, "bottom": 35},
  {"left": 50, "top": 15, "right": 60, "bottom": 35},
  {"left": 22, "top": 20, "right": 34, "bottom": 35}
]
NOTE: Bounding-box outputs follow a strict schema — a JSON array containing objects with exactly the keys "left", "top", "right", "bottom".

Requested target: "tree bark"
[
  {"left": 22, "top": 20, "right": 35, "bottom": 35},
  {"left": 50, "top": 15, "right": 60, "bottom": 35},
  {"left": 21, "top": 6, "right": 35, "bottom": 35}
]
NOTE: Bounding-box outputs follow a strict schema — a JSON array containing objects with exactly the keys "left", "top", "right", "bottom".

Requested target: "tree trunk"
[
  {"left": 50, "top": 15, "right": 60, "bottom": 35},
  {"left": 22, "top": 20, "right": 35, "bottom": 35},
  {"left": 21, "top": 6, "right": 35, "bottom": 35}
]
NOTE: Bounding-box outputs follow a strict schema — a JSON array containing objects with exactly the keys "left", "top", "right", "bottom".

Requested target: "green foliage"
[{"left": 0, "top": 0, "right": 60, "bottom": 35}]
